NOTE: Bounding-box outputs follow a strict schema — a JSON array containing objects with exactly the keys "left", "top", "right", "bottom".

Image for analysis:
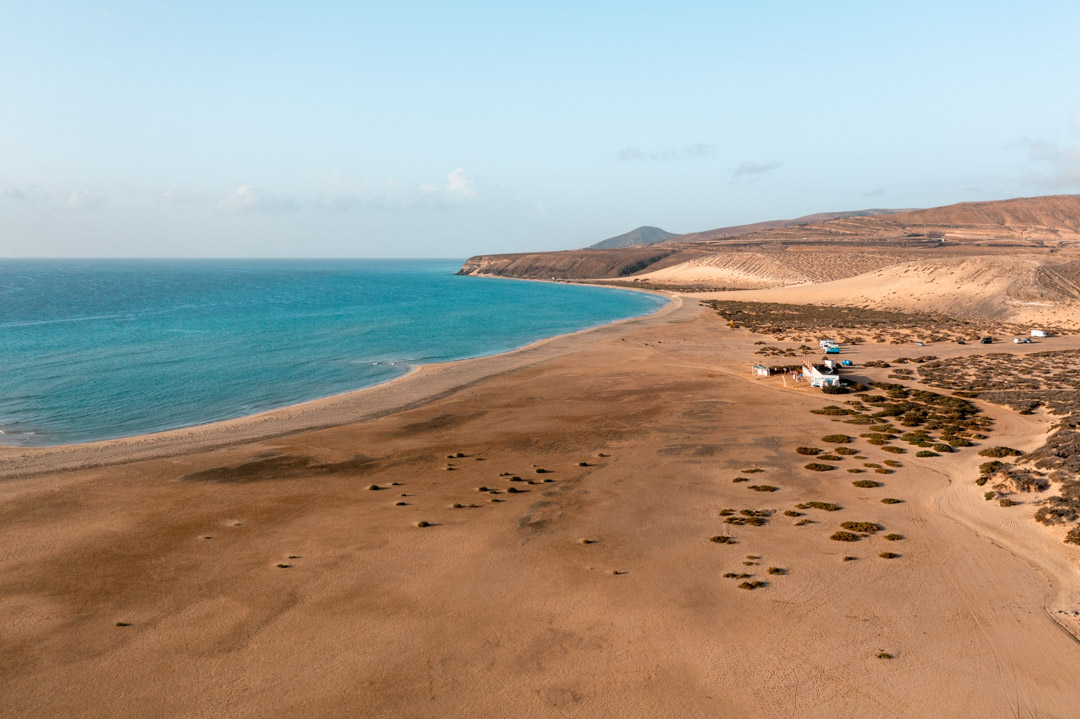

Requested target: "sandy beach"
[{"left": 3, "top": 294, "right": 1080, "bottom": 718}]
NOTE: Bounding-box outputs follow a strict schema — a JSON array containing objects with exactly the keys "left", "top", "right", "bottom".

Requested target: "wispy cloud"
[
  {"left": 731, "top": 160, "right": 782, "bottom": 181},
  {"left": 64, "top": 190, "right": 106, "bottom": 211},
  {"left": 1018, "top": 138, "right": 1080, "bottom": 190},
  {"left": 317, "top": 168, "right": 483, "bottom": 212},
  {"left": 864, "top": 187, "right": 887, "bottom": 197},
  {"left": 218, "top": 185, "right": 299, "bottom": 215},
  {"left": 617, "top": 143, "right": 715, "bottom": 162}
]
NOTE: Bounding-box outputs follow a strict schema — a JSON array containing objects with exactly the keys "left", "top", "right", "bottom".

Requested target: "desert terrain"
[{"left": 4, "top": 286, "right": 1080, "bottom": 717}]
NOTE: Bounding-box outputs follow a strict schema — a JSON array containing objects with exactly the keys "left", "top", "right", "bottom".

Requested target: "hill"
[
  {"left": 588, "top": 226, "right": 678, "bottom": 249},
  {"left": 671, "top": 208, "right": 912, "bottom": 243},
  {"left": 459, "top": 194, "right": 1080, "bottom": 327}
]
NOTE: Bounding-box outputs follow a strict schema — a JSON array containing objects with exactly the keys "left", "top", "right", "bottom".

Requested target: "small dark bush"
[
  {"left": 415, "top": 520, "right": 430, "bottom": 528},
  {"left": 818, "top": 454, "right": 843, "bottom": 461},
  {"left": 879, "top": 552, "right": 901, "bottom": 559},
  {"left": 841, "top": 521, "right": 880, "bottom": 533},
  {"left": 804, "top": 463, "right": 836, "bottom": 472},
  {"left": 881, "top": 498, "right": 903, "bottom": 504},
  {"left": 853, "top": 480, "right": 881, "bottom": 488},
  {"left": 749, "top": 485, "right": 779, "bottom": 492},
  {"left": 874, "top": 469, "right": 894, "bottom": 475},
  {"left": 796, "top": 447, "right": 823, "bottom": 455},
  {"left": 733, "top": 477, "right": 750, "bottom": 483},
  {"left": 885, "top": 533, "right": 903, "bottom": 541},
  {"left": 831, "top": 531, "right": 862, "bottom": 541},
  {"left": 999, "top": 498, "right": 1016, "bottom": 507},
  {"left": 805, "top": 501, "right": 842, "bottom": 511},
  {"left": 822, "top": 434, "right": 852, "bottom": 444},
  {"left": 835, "top": 447, "right": 859, "bottom": 456},
  {"left": 915, "top": 450, "right": 939, "bottom": 458},
  {"left": 710, "top": 535, "right": 736, "bottom": 544},
  {"left": 883, "top": 460, "right": 902, "bottom": 468},
  {"left": 978, "top": 446, "right": 1023, "bottom": 458},
  {"left": 784, "top": 510, "right": 802, "bottom": 517},
  {"left": 882, "top": 446, "right": 906, "bottom": 454},
  {"left": 767, "top": 567, "right": 787, "bottom": 575},
  {"left": 738, "top": 580, "right": 767, "bottom": 590},
  {"left": 847, "top": 468, "right": 865, "bottom": 474}
]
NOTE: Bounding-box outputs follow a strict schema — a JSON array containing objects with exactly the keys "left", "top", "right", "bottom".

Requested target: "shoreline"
[{"left": 0, "top": 290, "right": 680, "bottom": 479}]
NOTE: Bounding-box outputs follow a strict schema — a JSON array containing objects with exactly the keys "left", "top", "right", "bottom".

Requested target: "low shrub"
[
  {"left": 738, "top": 580, "right": 767, "bottom": 590},
  {"left": 783, "top": 510, "right": 802, "bottom": 517},
  {"left": 879, "top": 552, "right": 901, "bottom": 559},
  {"left": 749, "top": 485, "right": 779, "bottom": 492},
  {"left": 822, "top": 434, "right": 852, "bottom": 444},
  {"left": 882, "top": 446, "right": 906, "bottom": 454},
  {"left": 884, "top": 533, "right": 903, "bottom": 540},
  {"left": 804, "top": 463, "right": 836, "bottom": 472},
  {"left": 835, "top": 447, "right": 859, "bottom": 456},
  {"left": 767, "top": 567, "right": 787, "bottom": 575},
  {"left": 1065, "top": 527, "right": 1080, "bottom": 546},
  {"left": 733, "top": 477, "right": 750, "bottom": 483},
  {"left": 818, "top": 454, "right": 843, "bottom": 461},
  {"left": 999, "top": 498, "right": 1016, "bottom": 507},
  {"left": 796, "top": 447, "right": 823, "bottom": 455},
  {"left": 841, "top": 521, "right": 881, "bottom": 534},
  {"left": 710, "top": 535, "right": 736, "bottom": 544},
  {"left": 979, "top": 446, "right": 1023, "bottom": 458},
  {"left": 830, "top": 531, "right": 861, "bottom": 542},
  {"left": 915, "top": 450, "right": 939, "bottom": 458},
  {"left": 883, "top": 460, "right": 902, "bottom": 468},
  {"left": 881, "top": 497, "right": 903, "bottom": 504},
  {"left": 847, "top": 468, "right": 865, "bottom": 474},
  {"left": 804, "top": 501, "right": 842, "bottom": 511},
  {"left": 853, "top": 480, "right": 881, "bottom": 488},
  {"left": 874, "top": 469, "right": 894, "bottom": 475}
]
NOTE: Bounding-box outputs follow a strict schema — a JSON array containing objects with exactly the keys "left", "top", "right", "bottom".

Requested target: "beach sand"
[{"left": 3, "top": 295, "right": 1080, "bottom": 718}]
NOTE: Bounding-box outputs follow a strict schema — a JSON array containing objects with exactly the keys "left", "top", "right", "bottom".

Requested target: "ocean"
[{"left": 0, "top": 259, "right": 665, "bottom": 446}]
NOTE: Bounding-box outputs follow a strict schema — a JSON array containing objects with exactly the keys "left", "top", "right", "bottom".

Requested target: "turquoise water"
[{"left": 0, "top": 259, "right": 665, "bottom": 446}]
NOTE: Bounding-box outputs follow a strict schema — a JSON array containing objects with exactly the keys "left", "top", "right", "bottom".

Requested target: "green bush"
[
  {"left": 830, "top": 531, "right": 862, "bottom": 542},
  {"left": 822, "top": 434, "right": 852, "bottom": 444},
  {"left": 915, "top": 450, "right": 938, "bottom": 458},
  {"left": 853, "top": 480, "right": 880, "bottom": 488},
  {"left": 796, "top": 446, "right": 823, "bottom": 455},
  {"left": 882, "top": 446, "right": 906, "bottom": 454},
  {"left": 880, "top": 498, "right": 903, "bottom": 504},
  {"left": 804, "top": 463, "right": 836, "bottom": 472}
]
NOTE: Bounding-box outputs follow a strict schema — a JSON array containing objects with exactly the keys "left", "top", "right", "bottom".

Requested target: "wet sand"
[{"left": 3, "top": 296, "right": 1080, "bottom": 718}]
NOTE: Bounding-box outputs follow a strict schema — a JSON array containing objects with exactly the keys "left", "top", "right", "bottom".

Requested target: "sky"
[{"left": 2, "top": 1, "right": 1080, "bottom": 258}]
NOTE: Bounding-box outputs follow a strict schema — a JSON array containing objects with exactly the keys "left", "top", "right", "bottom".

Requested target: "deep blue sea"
[{"left": 0, "top": 259, "right": 665, "bottom": 446}]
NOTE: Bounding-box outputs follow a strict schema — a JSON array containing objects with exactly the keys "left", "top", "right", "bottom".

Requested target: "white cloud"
[
  {"left": 218, "top": 184, "right": 299, "bottom": 214},
  {"left": 1020, "top": 139, "right": 1080, "bottom": 190},
  {"left": 318, "top": 168, "right": 484, "bottom": 213},
  {"left": 617, "top": 143, "right": 714, "bottom": 162},
  {"left": 731, "top": 160, "right": 782, "bottom": 181},
  {"left": 64, "top": 190, "right": 105, "bottom": 211}
]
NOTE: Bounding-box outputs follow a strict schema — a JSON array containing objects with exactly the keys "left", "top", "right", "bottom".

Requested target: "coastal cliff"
[{"left": 457, "top": 247, "right": 687, "bottom": 280}]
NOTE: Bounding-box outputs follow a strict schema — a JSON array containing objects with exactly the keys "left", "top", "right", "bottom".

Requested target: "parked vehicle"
[{"left": 841, "top": 359, "right": 853, "bottom": 366}]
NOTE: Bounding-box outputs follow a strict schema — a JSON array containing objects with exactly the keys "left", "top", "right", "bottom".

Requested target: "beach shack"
[
  {"left": 802, "top": 358, "right": 841, "bottom": 388},
  {"left": 1031, "top": 329, "right": 1049, "bottom": 338},
  {"left": 752, "top": 364, "right": 771, "bottom": 377}
]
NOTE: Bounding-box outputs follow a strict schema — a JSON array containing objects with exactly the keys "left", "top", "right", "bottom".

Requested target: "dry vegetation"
[
  {"left": 918, "top": 350, "right": 1080, "bottom": 544},
  {"left": 702, "top": 299, "right": 1034, "bottom": 344}
]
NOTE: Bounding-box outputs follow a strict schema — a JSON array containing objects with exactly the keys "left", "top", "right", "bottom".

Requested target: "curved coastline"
[{"left": 0, "top": 290, "right": 679, "bottom": 479}]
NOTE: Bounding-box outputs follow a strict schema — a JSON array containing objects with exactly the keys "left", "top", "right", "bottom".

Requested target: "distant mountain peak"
[{"left": 588, "top": 226, "right": 677, "bottom": 250}]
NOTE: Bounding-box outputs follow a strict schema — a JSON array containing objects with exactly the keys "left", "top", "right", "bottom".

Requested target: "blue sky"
[{"left": 2, "top": 1, "right": 1079, "bottom": 257}]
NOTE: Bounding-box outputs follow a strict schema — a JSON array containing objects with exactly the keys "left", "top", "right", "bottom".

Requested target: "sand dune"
[{"left": 698, "top": 255, "right": 1080, "bottom": 328}]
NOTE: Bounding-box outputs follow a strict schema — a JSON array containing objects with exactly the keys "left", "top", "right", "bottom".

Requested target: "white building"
[
  {"left": 802, "top": 359, "right": 840, "bottom": 388},
  {"left": 1031, "top": 329, "right": 1049, "bottom": 338}
]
